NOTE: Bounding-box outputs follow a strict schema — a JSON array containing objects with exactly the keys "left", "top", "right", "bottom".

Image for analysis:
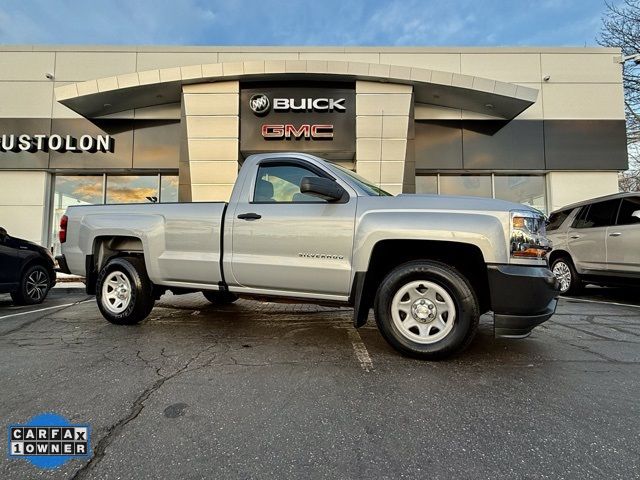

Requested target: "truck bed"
[{"left": 63, "top": 202, "right": 227, "bottom": 289}]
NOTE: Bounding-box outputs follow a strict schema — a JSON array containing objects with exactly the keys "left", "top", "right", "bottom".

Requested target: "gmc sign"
[{"left": 262, "top": 124, "right": 334, "bottom": 139}]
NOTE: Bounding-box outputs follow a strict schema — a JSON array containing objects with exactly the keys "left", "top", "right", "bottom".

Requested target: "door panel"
[
  {"left": 0, "top": 238, "right": 19, "bottom": 287},
  {"left": 606, "top": 196, "right": 640, "bottom": 273},
  {"left": 567, "top": 227, "right": 607, "bottom": 272},
  {"left": 230, "top": 162, "right": 356, "bottom": 296},
  {"left": 567, "top": 200, "right": 619, "bottom": 273}
]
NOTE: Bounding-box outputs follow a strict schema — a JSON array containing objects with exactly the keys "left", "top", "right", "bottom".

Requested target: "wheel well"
[
  {"left": 357, "top": 240, "right": 490, "bottom": 318},
  {"left": 86, "top": 236, "right": 145, "bottom": 294},
  {"left": 19, "top": 257, "right": 53, "bottom": 280},
  {"left": 548, "top": 249, "right": 571, "bottom": 266},
  {"left": 92, "top": 236, "right": 144, "bottom": 271}
]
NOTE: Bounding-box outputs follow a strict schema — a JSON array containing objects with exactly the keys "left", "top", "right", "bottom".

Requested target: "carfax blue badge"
[{"left": 8, "top": 412, "right": 91, "bottom": 469}]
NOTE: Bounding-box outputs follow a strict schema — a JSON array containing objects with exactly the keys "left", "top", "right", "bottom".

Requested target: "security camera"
[
  {"left": 45, "top": 73, "right": 54, "bottom": 80},
  {"left": 543, "top": 75, "right": 550, "bottom": 81}
]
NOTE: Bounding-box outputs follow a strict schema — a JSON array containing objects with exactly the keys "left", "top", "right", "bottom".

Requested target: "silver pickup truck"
[{"left": 58, "top": 152, "right": 558, "bottom": 359}]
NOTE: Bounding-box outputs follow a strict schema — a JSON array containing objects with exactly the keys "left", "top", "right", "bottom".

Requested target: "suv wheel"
[
  {"left": 11, "top": 265, "right": 51, "bottom": 305},
  {"left": 374, "top": 260, "right": 479, "bottom": 360},
  {"left": 551, "top": 257, "right": 582, "bottom": 295},
  {"left": 202, "top": 290, "right": 238, "bottom": 305},
  {"left": 96, "top": 257, "right": 155, "bottom": 325}
]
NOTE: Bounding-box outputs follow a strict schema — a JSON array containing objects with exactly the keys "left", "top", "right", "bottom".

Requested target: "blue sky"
[{"left": 0, "top": 0, "right": 615, "bottom": 46}]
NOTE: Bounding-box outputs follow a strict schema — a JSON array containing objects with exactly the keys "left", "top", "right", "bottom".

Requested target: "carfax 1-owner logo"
[{"left": 8, "top": 412, "right": 91, "bottom": 469}]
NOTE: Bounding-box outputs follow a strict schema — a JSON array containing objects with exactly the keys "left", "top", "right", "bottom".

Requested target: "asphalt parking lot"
[{"left": 1, "top": 286, "right": 639, "bottom": 479}]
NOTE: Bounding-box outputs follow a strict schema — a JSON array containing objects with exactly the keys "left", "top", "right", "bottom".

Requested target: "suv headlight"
[{"left": 510, "top": 210, "right": 551, "bottom": 259}]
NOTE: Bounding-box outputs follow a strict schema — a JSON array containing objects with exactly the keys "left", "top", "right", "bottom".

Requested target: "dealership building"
[{"left": 0, "top": 45, "right": 627, "bottom": 253}]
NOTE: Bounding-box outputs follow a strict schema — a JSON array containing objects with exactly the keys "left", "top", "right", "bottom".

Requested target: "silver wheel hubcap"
[
  {"left": 391, "top": 280, "right": 456, "bottom": 344},
  {"left": 552, "top": 261, "right": 571, "bottom": 293},
  {"left": 26, "top": 270, "right": 48, "bottom": 300},
  {"left": 102, "top": 271, "right": 132, "bottom": 314}
]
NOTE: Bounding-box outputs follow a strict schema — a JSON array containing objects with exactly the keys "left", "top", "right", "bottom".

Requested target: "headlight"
[{"left": 510, "top": 210, "right": 551, "bottom": 259}]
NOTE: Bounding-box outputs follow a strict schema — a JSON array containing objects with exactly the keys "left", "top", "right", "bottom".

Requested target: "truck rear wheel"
[
  {"left": 374, "top": 260, "right": 479, "bottom": 360},
  {"left": 96, "top": 256, "right": 155, "bottom": 325},
  {"left": 202, "top": 290, "right": 238, "bottom": 305}
]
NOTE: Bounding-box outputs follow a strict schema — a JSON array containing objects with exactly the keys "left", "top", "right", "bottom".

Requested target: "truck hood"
[{"left": 384, "top": 194, "right": 540, "bottom": 214}]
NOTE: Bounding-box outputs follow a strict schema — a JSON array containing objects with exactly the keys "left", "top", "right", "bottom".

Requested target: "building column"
[
  {"left": 0, "top": 171, "right": 50, "bottom": 245},
  {"left": 546, "top": 171, "right": 620, "bottom": 213},
  {"left": 355, "top": 81, "right": 414, "bottom": 195},
  {"left": 179, "top": 81, "right": 240, "bottom": 202}
]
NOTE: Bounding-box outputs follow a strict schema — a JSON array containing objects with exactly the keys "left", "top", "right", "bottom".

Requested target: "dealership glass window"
[
  {"left": 51, "top": 175, "right": 104, "bottom": 256},
  {"left": 415, "top": 175, "right": 438, "bottom": 194},
  {"left": 494, "top": 175, "right": 546, "bottom": 213},
  {"left": 160, "top": 175, "right": 179, "bottom": 203},
  {"left": 439, "top": 175, "right": 492, "bottom": 197},
  {"left": 415, "top": 173, "right": 548, "bottom": 213},
  {"left": 106, "top": 176, "right": 159, "bottom": 204}
]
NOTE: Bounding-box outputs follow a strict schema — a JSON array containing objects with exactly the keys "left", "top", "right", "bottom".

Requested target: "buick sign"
[
  {"left": 272, "top": 97, "right": 346, "bottom": 111},
  {"left": 249, "top": 94, "right": 270, "bottom": 114},
  {"left": 250, "top": 93, "right": 347, "bottom": 115}
]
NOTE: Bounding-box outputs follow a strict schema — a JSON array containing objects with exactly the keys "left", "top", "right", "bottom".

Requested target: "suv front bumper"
[{"left": 488, "top": 264, "right": 560, "bottom": 338}]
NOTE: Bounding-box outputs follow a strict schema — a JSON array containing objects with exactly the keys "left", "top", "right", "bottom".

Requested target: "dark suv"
[{"left": 0, "top": 227, "right": 56, "bottom": 305}]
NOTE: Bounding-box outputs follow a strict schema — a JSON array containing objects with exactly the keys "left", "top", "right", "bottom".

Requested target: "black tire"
[
  {"left": 551, "top": 256, "right": 583, "bottom": 295},
  {"left": 96, "top": 256, "right": 155, "bottom": 325},
  {"left": 202, "top": 290, "right": 238, "bottom": 305},
  {"left": 11, "top": 264, "right": 51, "bottom": 305},
  {"left": 374, "top": 260, "right": 479, "bottom": 360}
]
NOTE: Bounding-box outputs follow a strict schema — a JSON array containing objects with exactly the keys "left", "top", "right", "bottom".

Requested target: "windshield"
[{"left": 329, "top": 164, "right": 392, "bottom": 196}]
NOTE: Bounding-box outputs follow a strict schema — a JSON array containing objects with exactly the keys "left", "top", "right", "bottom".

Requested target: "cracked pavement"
[{"left": 1, "top": 287, "right": 639, "bottom": 479}]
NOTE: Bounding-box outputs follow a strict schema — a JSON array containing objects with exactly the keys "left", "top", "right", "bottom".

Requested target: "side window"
[
  {"left": 253, "top": 164, "right": 324, "bottom": 203},
  {"left": 573, "top": 200, "right": 620, "bottom": 229},
  {"left": 571, "top": 206, "right": 590, "bottom": 229},
  {"left": 546, "top": 209, "right": 573, "bottom": 231},
  {"left": 616, "top": 196, "right": 640, "bottom": 225}
]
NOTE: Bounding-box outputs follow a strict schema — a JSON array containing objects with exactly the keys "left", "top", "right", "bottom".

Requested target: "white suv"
[{"left": 547, "top": 192, "right": 640, "bottom": 294}]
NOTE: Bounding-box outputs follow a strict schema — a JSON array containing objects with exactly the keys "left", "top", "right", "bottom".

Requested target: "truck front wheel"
[
  {"left": 96, "top": 257, "right": 155, "bottom": 325},
  {"left": 374, "top": 260, "right": 479, "bottom": 360}
]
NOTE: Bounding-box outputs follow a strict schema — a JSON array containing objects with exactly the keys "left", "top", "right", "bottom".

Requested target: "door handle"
[
  {"left": 237, "top": 212, "right": 261, "bottom": 221},
  {"left": 569, "top": 234, "right": 581, "bottom": 239},
  {"left": 609, "top": 232, "right": 622, "bottom": 237}
]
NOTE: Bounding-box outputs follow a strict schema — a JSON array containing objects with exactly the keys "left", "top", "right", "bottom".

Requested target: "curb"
[{"left": 52, "top": 286, "right": 91, "bottom": 295}]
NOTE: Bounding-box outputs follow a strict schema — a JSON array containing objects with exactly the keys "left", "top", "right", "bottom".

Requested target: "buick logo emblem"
[{"left": 249, "top": 93, "right": 270, "bottom": 115}]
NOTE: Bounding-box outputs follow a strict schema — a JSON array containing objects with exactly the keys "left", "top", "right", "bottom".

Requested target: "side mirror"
[
  {"left": 300, "top": 177, "right": 346, "bottom": 202},
  {"left": 632, "top": 210, "right": 640, "bottom": 221},
  {"left": 0, "top": 227, "right": 7, "bottom": 242}
]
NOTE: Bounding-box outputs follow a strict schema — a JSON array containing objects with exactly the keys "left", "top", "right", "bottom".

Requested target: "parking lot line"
[
  {"left": 0, "top": 300, "right": 93, "bottom": 320},
  {"left": 560, "top": 296, "right": 640, "bottom": 309},
  {"left": 346, "top": 328, "right": 374, "bottom": 372}
]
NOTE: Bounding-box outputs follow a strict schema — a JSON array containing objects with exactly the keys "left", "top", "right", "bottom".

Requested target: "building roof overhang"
[{"left": 55, "top": 60, "right": 538, "bottom": 120}]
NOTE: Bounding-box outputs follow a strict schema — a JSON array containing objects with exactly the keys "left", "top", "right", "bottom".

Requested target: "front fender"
[{"left": 352, "top": 210, "right": 508, "bottom": 273}]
